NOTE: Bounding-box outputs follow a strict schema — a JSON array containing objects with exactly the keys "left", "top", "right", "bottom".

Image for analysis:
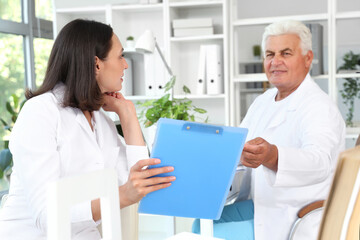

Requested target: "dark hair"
[{"left": 26, "top": 19, "right": 113, "bottom": 111}]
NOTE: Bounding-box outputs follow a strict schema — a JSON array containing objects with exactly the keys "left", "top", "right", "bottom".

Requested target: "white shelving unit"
[
  {"left": 54, "top": 0, "right": 229, "bottom": 126},
  {"left": 166, "top": 0, "right": 229, "bottom": 126},
  {"left": 229, "top": 0, "right": 360, "bottom": 148}
]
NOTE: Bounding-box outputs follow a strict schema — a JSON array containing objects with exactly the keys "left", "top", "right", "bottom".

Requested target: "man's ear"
[{"left": 305, "top": 50, "right": 314, "bottom": 69}]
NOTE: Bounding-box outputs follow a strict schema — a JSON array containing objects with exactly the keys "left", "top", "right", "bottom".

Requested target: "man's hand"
[{"left": 241, "top": 137, "right": 278, "bottom": 172}]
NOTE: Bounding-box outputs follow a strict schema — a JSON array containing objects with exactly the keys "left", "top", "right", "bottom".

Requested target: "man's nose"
[{"left": 271, "top": 55, "right": 283, "bottom": 66}]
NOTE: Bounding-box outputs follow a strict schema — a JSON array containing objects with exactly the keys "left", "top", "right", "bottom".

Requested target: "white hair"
[{"left": 261, "top": 20, "right": 312, "bottom": 56}]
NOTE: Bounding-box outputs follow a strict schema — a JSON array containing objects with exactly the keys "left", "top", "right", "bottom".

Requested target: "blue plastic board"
[{"left": 138, "top": 118, "right": 248, "bottom": 220}]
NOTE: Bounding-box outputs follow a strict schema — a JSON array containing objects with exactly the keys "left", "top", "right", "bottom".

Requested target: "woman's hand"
[
  {"left": 119, "top": 158, "right": 175, "bottom": 209},
  {"left": 103, "top": 92, "right": 136, "bottom": 120},
  {"left": 103, "top": 92, "right": 144, "bottom": 145}
]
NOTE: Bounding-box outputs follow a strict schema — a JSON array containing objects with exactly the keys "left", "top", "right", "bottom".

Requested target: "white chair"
[
  {"left": 289, "top": 146, "right": 360, "bottom": 240},
  {"left": 47, "top": 168, "right": 122, "bottom": 240}
]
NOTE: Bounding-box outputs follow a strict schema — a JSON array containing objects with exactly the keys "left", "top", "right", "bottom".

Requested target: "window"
[{"left": 0, "top": 0, "right": 53, "bottom": 151}]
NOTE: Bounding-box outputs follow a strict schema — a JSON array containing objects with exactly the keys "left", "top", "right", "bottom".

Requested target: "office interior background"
[{"left": 0, "top": 0, "right": 360, "bottom": 238}]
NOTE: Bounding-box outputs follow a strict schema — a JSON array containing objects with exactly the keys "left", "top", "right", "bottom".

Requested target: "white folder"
[
  {"left": 154, "top": 48, "right": 167, "bottom": 96},
  {"left": 196, "top": 45, "right": 207, "bottom": 95},
  {"left": 143, "top": 53, "right": 156, "bottom": 96},
  {"left": 206, "top": 45, "right": 223, "bottom": 95},
  {"left": 121, "top": 57, "right": 133, "bottom": 96}
]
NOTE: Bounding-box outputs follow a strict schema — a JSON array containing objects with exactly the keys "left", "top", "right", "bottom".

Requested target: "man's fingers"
[
  {"left": 242, "top": 151, "right": 258, "bottom": 161},
  {"left": 243, "top": 143, "right": 264, "bottom": 154},
  {"left": 246, "top": 137, "right": 264, "bottom": 145}
]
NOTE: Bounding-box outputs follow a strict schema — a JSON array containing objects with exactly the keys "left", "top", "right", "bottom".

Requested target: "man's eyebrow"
[{"left": 280, "top": 48, "right": 293, "bottom": 52}]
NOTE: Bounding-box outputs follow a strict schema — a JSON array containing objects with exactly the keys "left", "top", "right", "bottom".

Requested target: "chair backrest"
[
  {"left": 47, "top": 168, "right": 122, "bottom": 240},
  {"left": 317, "top": 146, "right": 360, "bottom": 240},
  {"left": 355, "top": 134, "right": 360, "bottom": 147}
]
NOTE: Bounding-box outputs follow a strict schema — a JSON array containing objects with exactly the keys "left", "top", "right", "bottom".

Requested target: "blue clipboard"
[{"left": 138, "top": 118, "right": 248, "bottom": 220}]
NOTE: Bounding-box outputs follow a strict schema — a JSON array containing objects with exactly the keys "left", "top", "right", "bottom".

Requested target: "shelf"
[
  {"left": 313, "top": 74, "right": 330, "bottom": 79},
  {"left": 233, "top": 73, "right": 267, "bottom": 82},
  {"left": 346, "top": 127, "right": 360, "bottom": 139},
  {"left": 336, "top": 11, "right": 360, "bottom": 20},
  {"left": 170, "top": 34, "right": 223, "bottom": 42},
  {"left": 240, "top": 88, "right": 265, "bottom": 94},
  {"left": 169, "top": 0, "right": 223, "bottom": 8},
  {"left": 127, "top": 94, "right": 225, "bottom": 101},
  {"left": 232, "top": 13, "right": 328, "bottom": 26},
  {"left": 56, "top": 6, "right": 106, "bottom": 13},
  {"left": 336, "top": 73, "right": 360, "bottom": 79},
  {"left": 174, "top": 94, "right": 225, "bottom": 99},
  {"left": 112, "top": 3, "right": 163, "bottom": 12}
]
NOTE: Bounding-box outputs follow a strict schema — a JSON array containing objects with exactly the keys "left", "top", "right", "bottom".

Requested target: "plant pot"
[{"left": 126, "top": 40, "right": 135, "bottom": 49}]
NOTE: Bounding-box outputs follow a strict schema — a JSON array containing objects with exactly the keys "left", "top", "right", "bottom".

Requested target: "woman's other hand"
[{"left": 119, "top": 158, "right": 175, "bottom": 208}]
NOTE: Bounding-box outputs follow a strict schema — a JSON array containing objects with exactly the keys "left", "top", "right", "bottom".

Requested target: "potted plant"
[
  {"left": 0, "top": 94, "right": 26, "bottom": 188},
  {"left": 253, "top": 45, "right": 261, "bottom": 60},
  {"left": 338, "top": 51, "right": 360, "bottom": 126},
  {"left": 126, "top": 36, "right": 135, "bottom": 49},
  {"left": 137, "top": 76, "right": 208, "bottom": 128}
]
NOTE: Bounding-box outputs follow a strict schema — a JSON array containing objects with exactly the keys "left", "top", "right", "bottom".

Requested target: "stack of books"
[{"left": 172, "top": 18, "right": 213, "bottom": 37}]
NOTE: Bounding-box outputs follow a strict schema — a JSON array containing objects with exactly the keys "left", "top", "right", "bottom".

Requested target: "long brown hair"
[{"left": 26, "top": 19, "right": 113, "bottom": 111}]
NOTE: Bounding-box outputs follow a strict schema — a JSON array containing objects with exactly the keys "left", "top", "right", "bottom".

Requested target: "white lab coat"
[
  {"left": 237, "top": 74, "right": 346, "bottom": 240},
  {"left": 0, "top": 83, "right": 149, "bottom": 240}
]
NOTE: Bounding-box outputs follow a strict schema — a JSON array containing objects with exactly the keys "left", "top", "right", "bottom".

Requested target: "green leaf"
[
  {"left": 6, "top": 101, "right": 16, "bottom": 115},
  {"left": 0, "top": 149, "right": 12, "bottom": 172},
  {"left": 19, "top": 99, "right": 26, "bottom": 110},
  {"left": 0, "top": 118, "right": 8, "bottom": 128},
  {"left": 139, "top": 99, "right": 156, "bottom": 107},
  {"left": 194, "top": 108, "right": 207, "bottom": 114},
  {"left": 164, "top": 76, "right": 176, "bottom": 92},
  {"left": 183, "top": 85, "right": 191, "bottom": 94},
  {"left": 11, "top": 94, "right": 20, "bottom": 109},
  {"left": 158, "top": 94, "right": 170, "bottom": 105}
]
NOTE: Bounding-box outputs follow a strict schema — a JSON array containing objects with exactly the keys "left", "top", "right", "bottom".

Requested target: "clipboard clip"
[{"left": 182, "top": 122, "right": 223, "bottom": 135}]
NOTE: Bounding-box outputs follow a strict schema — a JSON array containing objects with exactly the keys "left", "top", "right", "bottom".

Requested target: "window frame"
[{"left": 0, "top": 0, "right": 53, "bottom": 90}]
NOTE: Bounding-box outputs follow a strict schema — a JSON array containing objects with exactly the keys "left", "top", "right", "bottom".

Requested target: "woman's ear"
[{"left": 94, "top": 56, "right": 101, "bottom": 74}]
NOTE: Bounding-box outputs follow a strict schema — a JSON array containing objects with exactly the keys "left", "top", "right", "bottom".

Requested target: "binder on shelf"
[
  {"left": 173, "top": 27, "right": 213, "bottom": 37},
  {"left": 121, "top": 57, "right": 133, "bottom": 96},
  {"left": 145, "top": 54, "right": 156, "bottom": 96},
  {"left": 172, "top": 18, "right": 212, "bottom": 29},
  {"left": 206, "top": 44, "right": 223, "bottom": 95},
  {"left": 306, "top": 23, "right": 323, "bottom": 76},
  {"left": 154, "top": 49, "right": 167, "bottom": 96},
  {"left": 138, "top": 118, "right": 248, "bottom": 219},
  {"left": 196, "top": 45, "right": 207, "bottom": 95}
]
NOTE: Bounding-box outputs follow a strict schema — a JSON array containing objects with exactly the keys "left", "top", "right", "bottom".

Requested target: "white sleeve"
[
  {"left": 9, "top": 97, "right": 93, "bottom": 233},
  {"left": 264, "top": 103, "right": 346, "bottom": 187},
  {"left": 125, "top": 144, "right": 149, "bottom": 170},
  {"left": 9, "top": 98, "right": 62, "bottom": 231},
  {"left": 114, "top": 134, "right": 149, "bottom": 185}
]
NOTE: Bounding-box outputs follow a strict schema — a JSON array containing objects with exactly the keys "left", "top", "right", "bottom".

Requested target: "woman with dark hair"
[{"left": 0, "top": 19, "right": 175, "bottom": 239}]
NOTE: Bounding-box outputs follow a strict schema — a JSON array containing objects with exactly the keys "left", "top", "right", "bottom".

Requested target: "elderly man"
[{"left": 193, "top": 20, "right": 346, "bottom": 240}]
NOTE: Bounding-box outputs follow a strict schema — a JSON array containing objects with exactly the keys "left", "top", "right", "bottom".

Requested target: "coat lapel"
[{"left": 264, "top": 74, "right": 312, "bottom": 131}]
